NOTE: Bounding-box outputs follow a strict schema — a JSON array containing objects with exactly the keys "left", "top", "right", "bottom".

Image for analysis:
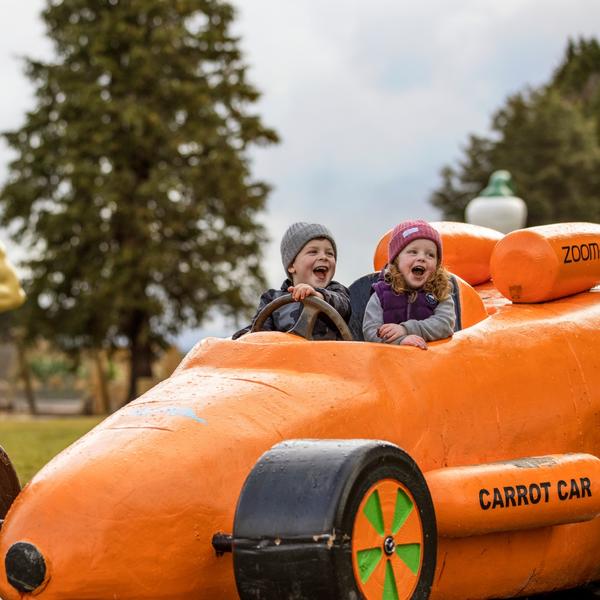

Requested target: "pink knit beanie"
[{"left": 388, "top": 220, "right": 442, "bottom": 264}]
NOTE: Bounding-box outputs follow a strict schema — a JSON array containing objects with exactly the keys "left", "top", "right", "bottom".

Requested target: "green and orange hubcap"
[{"left": 352, "top": 479, "right": 424, "bottom": 599}]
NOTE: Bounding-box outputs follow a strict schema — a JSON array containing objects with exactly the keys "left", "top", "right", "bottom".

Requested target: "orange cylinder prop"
[
  {"left": 432, "top": 221, "right": 502, "bottom": 285},
  {"left": 426, "top": 454, "right": 600, "bottom": 538},
  {"left": 490, "top": 222, "right": 600, "bottom": 303}
]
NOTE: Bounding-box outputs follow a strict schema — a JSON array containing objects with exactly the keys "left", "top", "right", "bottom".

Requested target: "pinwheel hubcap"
[{"left": 352, "top": 478, "right": 424, "bottom": 599}]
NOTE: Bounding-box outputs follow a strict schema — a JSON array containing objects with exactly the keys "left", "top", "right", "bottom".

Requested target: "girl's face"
[{"left": 395, "top": 239, "right": 438, "bottom": 289}]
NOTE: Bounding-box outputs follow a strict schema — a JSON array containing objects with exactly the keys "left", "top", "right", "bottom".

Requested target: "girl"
[{"left": 362, "top": 220, "right": 455, "bottom": 349}]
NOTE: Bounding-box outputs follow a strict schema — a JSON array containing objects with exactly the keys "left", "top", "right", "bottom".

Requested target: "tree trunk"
[
  {"left": 126, "top": 343, "right": 154, "bottom": 403},
  {"left": 92, "top": 349, "right": 110, "bottom": 414},
  {"left": 15, "top": 339, "right": 36, "bottom": 415},
  {"left": 125, "top": 313, "right": 154, "bottom": 404}
]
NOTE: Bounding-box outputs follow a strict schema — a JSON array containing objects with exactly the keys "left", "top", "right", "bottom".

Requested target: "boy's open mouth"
[{"left": 314, "top": 265, "right": 329, "bottom": 280}]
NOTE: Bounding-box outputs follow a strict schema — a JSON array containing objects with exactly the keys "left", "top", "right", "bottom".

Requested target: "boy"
[{"left": 233, "top": 222, "right": 351, "bottom": 339}]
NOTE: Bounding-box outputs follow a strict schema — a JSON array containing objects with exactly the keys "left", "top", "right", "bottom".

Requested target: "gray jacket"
[{"left": 233, "top": 279, "right": 351, "bottom": 340}]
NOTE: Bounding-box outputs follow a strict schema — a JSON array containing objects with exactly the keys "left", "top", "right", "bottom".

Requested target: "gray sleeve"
[
  {"left": 363, "top": 294, "right": 387, "bottom": 343},
  {"left": 317, "top": 281, "right": 352, "bottom": 321},
  {"left": 402, "top": 296, "right": 455, "bottom": 341},
  {"left": 363, "top": 293, "right": 409, "bottom": 345}
]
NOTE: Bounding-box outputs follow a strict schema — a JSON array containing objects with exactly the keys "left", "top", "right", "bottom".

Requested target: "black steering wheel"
[{"left": 250, "top": 293, "right": 353, "bottom": 341}]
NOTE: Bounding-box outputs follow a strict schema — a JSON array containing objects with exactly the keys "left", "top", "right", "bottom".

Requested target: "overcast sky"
[{"left": 2, "top": 1, "right": 600, "bottom": 347}]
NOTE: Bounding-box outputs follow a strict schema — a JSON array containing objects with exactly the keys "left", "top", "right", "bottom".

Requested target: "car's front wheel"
[{"left": 233, "top": 439, "right": 437, "bottom": 599}]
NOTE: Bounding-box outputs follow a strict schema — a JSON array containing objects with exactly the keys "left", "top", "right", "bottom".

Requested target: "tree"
[
  {"left": 430, "top": 38, "right": 600, "bottom": 225},
  {"left": 552, "top": 38, "right": 600, "bottom": 107},
  {"left": 0, "top": 0, "right": 278, "bottom": 402}
]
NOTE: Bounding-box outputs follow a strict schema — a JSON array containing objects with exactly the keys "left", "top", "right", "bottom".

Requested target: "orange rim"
[{"left": 351, "top": 478, "right": 424, "bottom": 600}]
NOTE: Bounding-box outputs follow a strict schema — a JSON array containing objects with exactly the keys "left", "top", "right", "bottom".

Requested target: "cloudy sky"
[{"left": 1, "top": 1, "right": 600, "bottom": 347}]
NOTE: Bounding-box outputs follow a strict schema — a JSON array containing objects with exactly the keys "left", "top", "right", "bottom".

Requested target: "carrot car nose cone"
[{"left": 5, "top": 542, "right": 46, "bottom": 593}]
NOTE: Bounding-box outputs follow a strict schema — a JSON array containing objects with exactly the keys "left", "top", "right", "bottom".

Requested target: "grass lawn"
[{"left": 0, "top": 416, "right": 104, "bottom": 485}]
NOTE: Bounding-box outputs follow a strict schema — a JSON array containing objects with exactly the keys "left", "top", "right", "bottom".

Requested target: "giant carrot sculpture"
[{"left": 0, "top": 222, "right": 599, "bottom": 600}]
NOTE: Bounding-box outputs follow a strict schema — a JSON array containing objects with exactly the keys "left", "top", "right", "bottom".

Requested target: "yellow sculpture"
[{"left": 0, "top": 242, "right": 25, "bottom": 313}]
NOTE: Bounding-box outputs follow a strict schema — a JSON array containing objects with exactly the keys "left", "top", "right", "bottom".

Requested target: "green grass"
[{"left": 0, "top": 416, "right": 104, "bottom": 485}]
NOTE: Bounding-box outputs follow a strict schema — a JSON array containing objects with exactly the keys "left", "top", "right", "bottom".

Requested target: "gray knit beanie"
[{"left": 280, "top": 222, "right": 337, "bottom": 275}]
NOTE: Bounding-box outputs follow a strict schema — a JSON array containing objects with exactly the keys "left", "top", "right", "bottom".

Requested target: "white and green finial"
[
  {"left": 465, "top": 170, "right": 527, "bottom": 233},
  {"left": 479, "top": 170, "right": 515, "bottom": 197}
]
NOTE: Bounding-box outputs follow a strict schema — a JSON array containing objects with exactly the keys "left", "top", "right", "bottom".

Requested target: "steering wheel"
[{"left": 250, "top": 293, "right": 353, "bottom": 341}]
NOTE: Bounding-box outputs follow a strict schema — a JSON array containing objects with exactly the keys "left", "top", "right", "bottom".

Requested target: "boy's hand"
[
  {"left": 400, "top": 334, "right": 428, "bottom": 350},
  {"left": 377, "top": 323, "right": 406, "bottom": 343},
  {"left": 288, "top": 284, "right": 324, "bottom": 301}
]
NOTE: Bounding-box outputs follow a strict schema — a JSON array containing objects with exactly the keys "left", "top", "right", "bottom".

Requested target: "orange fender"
[{"left": 426, "top": 453, "right": 600, "bottom": 537}]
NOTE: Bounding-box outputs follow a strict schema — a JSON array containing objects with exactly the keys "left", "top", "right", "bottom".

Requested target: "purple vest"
[{"left": 372, "top": 280, "right": 438, "bottom": 323}]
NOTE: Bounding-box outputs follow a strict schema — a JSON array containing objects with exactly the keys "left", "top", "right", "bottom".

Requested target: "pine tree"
[
  {"left": 490, "top": 90, "right": 600, "bottom": 225},
  {"left": 430, "top": 38, "right": 600, "bottom": 226},
  {"left": 0, "top": 0, "right": 278, "bottom": 402},
  {"left": 552, "top": 37, "right": 600, "bottom": 104},
  {"left": 551, "top": 37, "right": 600, "bottom": 139}
]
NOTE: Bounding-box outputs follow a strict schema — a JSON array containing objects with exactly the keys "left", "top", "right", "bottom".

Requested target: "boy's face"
[
  {"left": 288, "top": 238, "right": 336, "bottom": 287},
  {"left": 395, "top": 238, "right": 437, "bottom": 289}
]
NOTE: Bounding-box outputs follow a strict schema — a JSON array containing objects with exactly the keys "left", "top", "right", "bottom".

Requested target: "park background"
[{"left": 0, "top": 0, "right": 599, "bottom": 495}]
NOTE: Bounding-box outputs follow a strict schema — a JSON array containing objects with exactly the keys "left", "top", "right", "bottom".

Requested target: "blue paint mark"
[{"left": 129, "top": 406, "right": 207, "bottom": 424}]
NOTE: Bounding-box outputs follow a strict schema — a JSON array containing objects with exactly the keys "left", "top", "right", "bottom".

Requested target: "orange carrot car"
[{"left": 0, "top": 222, "right": 599, "bottom": 600}]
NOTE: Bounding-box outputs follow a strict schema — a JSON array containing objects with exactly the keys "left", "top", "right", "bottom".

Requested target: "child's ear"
[{"left": 288, "top": 266, "right": 296, "bottom": 274}]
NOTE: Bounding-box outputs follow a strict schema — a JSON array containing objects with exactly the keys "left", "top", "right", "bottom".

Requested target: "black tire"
[
  {"left": 0, "top": 446, "right": 20, "bottom": 519},
  {"left": 233, "top": 439, "right": 436, "bottom": 600}
]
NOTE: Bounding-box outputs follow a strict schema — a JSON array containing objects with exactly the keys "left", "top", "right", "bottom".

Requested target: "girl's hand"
[
  {"left": 377, "top": 323, "right": 407, "bottom": 343},
  {"left": 288, "top": 284, "right": 324, "bottom": 301},
  {"left": 400, "top": 335, "right": 428, "bottom": 350}
]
